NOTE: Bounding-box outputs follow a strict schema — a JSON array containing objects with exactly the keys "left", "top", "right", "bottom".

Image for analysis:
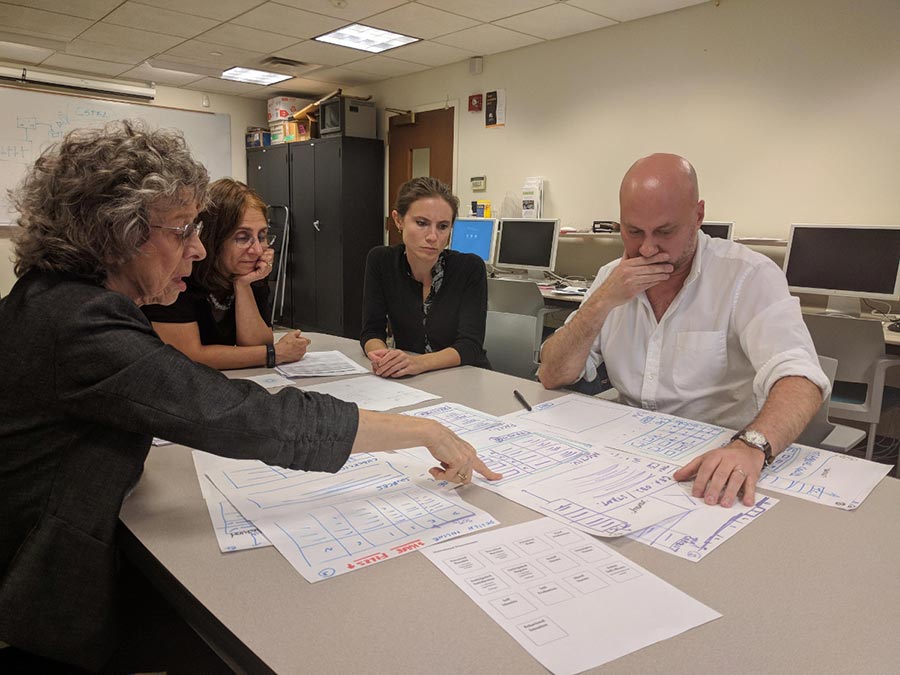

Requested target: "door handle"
[{"left": 312, "top": 220, "right": 320, "bottom": 231}]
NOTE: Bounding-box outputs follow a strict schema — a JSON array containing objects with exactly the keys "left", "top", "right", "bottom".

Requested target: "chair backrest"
[
  {"left": 802, "top": 314, "right": 886, "bottom": 384},
  {"left": 484, "top": 311, "right": 542, "bottom": 379},
  {"left": 487, "top": 278, "right": 546, "bottom": 316},
  {"left": 796, "top": 355, "right": 838, "bottom": 447}
]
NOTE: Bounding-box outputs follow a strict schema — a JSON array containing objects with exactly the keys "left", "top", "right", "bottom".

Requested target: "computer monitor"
[
  {"left": 494, "top": 218, "right": 561, "bottom": 279},
  {"left": 700, "top": 221, "right": 734, "bottom": 239},
  {"left": 783, "top": 224, "right": 900, "bottom": 315},
  {"left": 449, "top": 217, "right": 497, "bottom": 263}
]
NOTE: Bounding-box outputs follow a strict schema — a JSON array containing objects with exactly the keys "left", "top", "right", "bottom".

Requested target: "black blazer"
[
  {"left": 0, "top": 270, "right": 358, "bottom": 669},
  {"left": 360, "top": 245, "right": 490, "bottom": 369}
]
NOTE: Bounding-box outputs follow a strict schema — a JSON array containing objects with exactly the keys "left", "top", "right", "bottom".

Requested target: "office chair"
[
  {"left": 485, "top": 279, "right": 552, "bottom": 379},
  {"left": 802, "top": 314, "right": 900, "bottom": 462},
  {"left": 795, "top": 356, "right": 867, "bottom": 452}
]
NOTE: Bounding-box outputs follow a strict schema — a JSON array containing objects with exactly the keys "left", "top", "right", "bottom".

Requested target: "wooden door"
[{"left": 387, "top": 107, "right": 454, "bottom": 245}]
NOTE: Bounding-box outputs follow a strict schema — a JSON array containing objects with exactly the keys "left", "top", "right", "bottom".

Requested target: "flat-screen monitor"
[
  {"left": 449, "top": 217, "right": 497, "bottom": 263},
  {"left": 784, "top": 224, "right": 900, "bottom": 314},
  {"left": 495, "top": 218, "right": 561, "bottom": 278},
  {"left": 701, "top": 221, "right": 734, "bottom": 239}
]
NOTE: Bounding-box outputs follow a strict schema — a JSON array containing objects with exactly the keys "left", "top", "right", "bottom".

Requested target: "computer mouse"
[{"left": 889, "top": 321, "right": 900, "bottom": 333}]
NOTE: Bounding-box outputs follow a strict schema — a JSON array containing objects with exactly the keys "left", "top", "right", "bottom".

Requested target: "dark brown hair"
[
  {"left": 191, "top": 178, "right": 268, "bottom": 294},
  {"left": 394, "top": 176, "right": 459, "bottom": 223}
]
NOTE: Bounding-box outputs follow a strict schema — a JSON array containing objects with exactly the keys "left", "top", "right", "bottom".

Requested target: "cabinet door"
[
  {"left": 288, "top": 142, "right": 317, "bottom": 329},
  {"left": 247, "top": 146, "right": 291, "bottom": 324},
  {"left": 312, "top": 139, "right": 344, "bottom": 335}
]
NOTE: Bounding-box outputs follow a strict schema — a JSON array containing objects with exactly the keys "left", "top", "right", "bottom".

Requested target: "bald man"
[{"left": 539, "top": 154, "right": 829, "bottom": 508}]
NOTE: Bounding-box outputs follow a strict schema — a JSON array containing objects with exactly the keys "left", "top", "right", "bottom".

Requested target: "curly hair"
[
  {"left": 394, "top": 176, "right": 459, "bottom": 224},
  {"left": 11, "top": 119, "right": 209, "bottom": 282},
  {"left": 191, "top": 178, "right": 268, "bottom": 295}
]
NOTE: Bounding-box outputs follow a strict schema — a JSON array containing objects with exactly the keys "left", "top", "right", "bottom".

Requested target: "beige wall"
[
  {"left": 151, "top": 85, "right": 266, "bottom": 182},
  {"left": 363, "top": 0, "right": 900, "bottom": 241}
]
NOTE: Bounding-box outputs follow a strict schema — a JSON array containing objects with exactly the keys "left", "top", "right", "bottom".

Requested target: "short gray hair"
[{"left": 12, "top": 119, "right": 209, "bottom": 282}]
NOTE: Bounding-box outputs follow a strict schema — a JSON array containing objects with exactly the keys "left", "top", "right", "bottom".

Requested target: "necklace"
[{"left": 208, "top": 293, "right": 234, "bottom": 311}]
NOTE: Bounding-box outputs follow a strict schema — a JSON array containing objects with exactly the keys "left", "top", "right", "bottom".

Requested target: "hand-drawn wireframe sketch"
[{"left": 206, "top": 453, "right": 499, "bottom": 582}]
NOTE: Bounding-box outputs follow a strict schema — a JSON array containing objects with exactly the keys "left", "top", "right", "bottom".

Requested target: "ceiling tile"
[
  {"left": 0, "top": 41, "right": 53, "bottom": 64},
  {"left": 273, "top": 0, "right": 409, "bottom": 22},
  {"left": 495, "top": 4, "right": 616, "bottom": 40},
  {"left": 182, "top": 76, "right": 265, "bottom": 94},
  {"left": 434, "top": 24, "right": 542, "bottom": 55},
  {"left": 304, "top": 66, "right": 386, "bottom": 85},
  {"left": 1, "top": 0, "right": 121, "bottom": 20},
  {"left": 120, "top": 61, "right": 206, "bottom": 86},
  {"left": 342, "top": 56, "right": 428, "bottom": 77},
  {"left": 418, "top": 0, "right": 553, "bottom": 23},
  {"left": 386, "top": 40, "right": 476, "bottom": 67},
  {"left": 567, "top": 0, "right": 707, "bottom": 23},
  {"left": 42, "top": 53, "right": 132, "bottom": 77},
  {"left": 198, "top": 24, "right": 300, "bottom": 53},
  {"left": 365, "top": 3, "right": 479, "bottom": 40},
  {"left": 272, "top": 40, "right": 367, "bottom": 68},
  {"left": 65, "top": 38, "right": 159, "bottom": 65},
  {"left": 263, "top": 76, "right": 340, "bottom": 97},
  {"left": 0, "top": 4, "right": 93, "bottom": 39},
  {"left": 132, "top": 0, "right": 264, "bottom": 22},
  {"left": 232, "top": 3, "right": 346, "bottom": 39},
  {"left": 163, "top": 40, "right": 266, "bottom": 68},
  {"left": 79, "top": 22, "right": 184, "bottom": 53},
  {"left": 103, "top": 2, "right": 218, "bottom": 39}
]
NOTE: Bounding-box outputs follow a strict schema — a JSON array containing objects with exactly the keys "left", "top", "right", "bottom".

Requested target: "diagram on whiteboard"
[{"left": 0, "top": 88, "right": 230, "bottom": 224}]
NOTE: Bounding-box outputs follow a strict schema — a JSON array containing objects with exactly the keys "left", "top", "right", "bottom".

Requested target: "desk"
[{"left": 119, "top": 333, "right": 900, "bottom": 674}]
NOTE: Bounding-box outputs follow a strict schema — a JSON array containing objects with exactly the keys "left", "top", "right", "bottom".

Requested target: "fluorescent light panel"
[
  {"left": 315, "top": 24, "right": 418, "bottom": 53},
  {"left": 221, "top": 67, "right": 292, "bottom": 85}
]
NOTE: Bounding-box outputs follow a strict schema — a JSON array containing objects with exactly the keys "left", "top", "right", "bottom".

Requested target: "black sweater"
[{"left": 360, "top": 245, "right": 490, "bottom": 369}]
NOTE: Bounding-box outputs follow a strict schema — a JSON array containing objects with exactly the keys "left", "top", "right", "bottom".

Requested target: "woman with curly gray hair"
[{"left": 0, "top": 121, "right": 498, "bottom": 672}]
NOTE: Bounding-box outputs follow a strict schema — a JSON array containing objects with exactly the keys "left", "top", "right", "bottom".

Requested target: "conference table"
[{"left": 119, "top": 333, "right": 900, "bottom": 674}]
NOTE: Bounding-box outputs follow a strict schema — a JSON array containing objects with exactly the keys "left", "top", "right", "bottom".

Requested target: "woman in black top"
[
  {"left": 361, "top": 177, "right": 490, "bottom": 377},
  {"left": 143, "top": 178, "right": 309, "bottom": 369}
]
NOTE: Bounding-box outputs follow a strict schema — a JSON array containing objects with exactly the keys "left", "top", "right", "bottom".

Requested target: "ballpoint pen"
[{"left": 513, "top": 389, "right": 532, "bottom": 412}]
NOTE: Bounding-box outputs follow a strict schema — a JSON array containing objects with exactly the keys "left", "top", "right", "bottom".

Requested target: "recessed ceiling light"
[
  {"left": 315, "top": 23, "right": 419, "bottom": 54},
  {"left": 221, "top": 67, "right": 292, "bottom": 85}
]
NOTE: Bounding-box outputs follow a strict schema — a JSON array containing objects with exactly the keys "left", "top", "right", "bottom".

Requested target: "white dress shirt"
[{"left": 563, "top": 233, "right": 830, "bottom": 430}]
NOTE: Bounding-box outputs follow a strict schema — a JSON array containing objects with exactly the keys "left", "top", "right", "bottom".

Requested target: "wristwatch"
[
  {"left": 265, "top": 343, "right": 276, "bottom": 369},
  {"left": 731, "top": 429, "right": 773, "bottom": 467}
]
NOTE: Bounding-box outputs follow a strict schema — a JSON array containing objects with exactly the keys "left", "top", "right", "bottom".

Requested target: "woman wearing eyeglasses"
[
  {"left": 143, "top": 178, "right": 309, "bottom": 369},
  {"left": 0, "top": 121, "right": 499, "bottom": 672}
]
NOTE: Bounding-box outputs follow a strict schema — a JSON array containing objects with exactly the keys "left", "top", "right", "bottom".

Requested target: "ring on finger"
[
  {"left": 733, "top": 467, "right": 747, "bottom": 478},
  {"left": 457, "top": 471, "right": 469, "bottom": 482}
]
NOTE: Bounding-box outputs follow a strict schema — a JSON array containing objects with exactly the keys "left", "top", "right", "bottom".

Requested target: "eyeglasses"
[
  {"left": 151, "top": 221, "right": 204, "bottom": 241},
  {"left": 233, "top": 233, "right": 277, "bottom": 249}
]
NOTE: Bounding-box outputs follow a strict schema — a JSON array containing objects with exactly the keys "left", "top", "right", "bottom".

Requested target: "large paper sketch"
[
  {"left": 627, "top": 494, "right": 778, "bottom": 561},
  {"left": 758, "top": 444, "right": 889, "bottom": 509},
  {"left": 423, "top": 517, "right": 721, "bottom": 675},
  {"left": 402, "top": 404, "right": 704, "bottom": 537},
  {"left": 192, "top": 451, "right": 271, "bottom": 553},
  {"left": 206, "top": 453, "right": 499, "bottom": 582},
  {"left": 299, "top": 375, "right": 440, "bottom": 412},
  {"left": 505, "top": 394, "right": 731, "bottom": 465},
  {"left": 275, "top": 350, "right": 368, "bottom": 378}
]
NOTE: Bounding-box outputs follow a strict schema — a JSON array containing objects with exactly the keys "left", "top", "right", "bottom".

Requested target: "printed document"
[
  {"left": 423, "top": 517, "right": 721, "bottom": 674},
  {"left": 276, "top": 350, "right": 368, "bottom": 378},
  {"left": 299, "top": 374, "right": 440, "bottom": 412}
]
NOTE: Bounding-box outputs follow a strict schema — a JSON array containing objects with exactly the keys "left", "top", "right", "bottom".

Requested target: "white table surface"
[{"left": 119, "top": 333, "right": 900, "bottom": 674}]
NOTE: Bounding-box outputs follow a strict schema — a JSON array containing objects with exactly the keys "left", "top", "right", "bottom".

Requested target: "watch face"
[{"left": 744, "top": 430, "right": 767, "bottom": 446}]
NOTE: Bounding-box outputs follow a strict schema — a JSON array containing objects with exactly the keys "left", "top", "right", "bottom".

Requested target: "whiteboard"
[{"left": 0, "top": 85, "right": 231, "bottom": 224}]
